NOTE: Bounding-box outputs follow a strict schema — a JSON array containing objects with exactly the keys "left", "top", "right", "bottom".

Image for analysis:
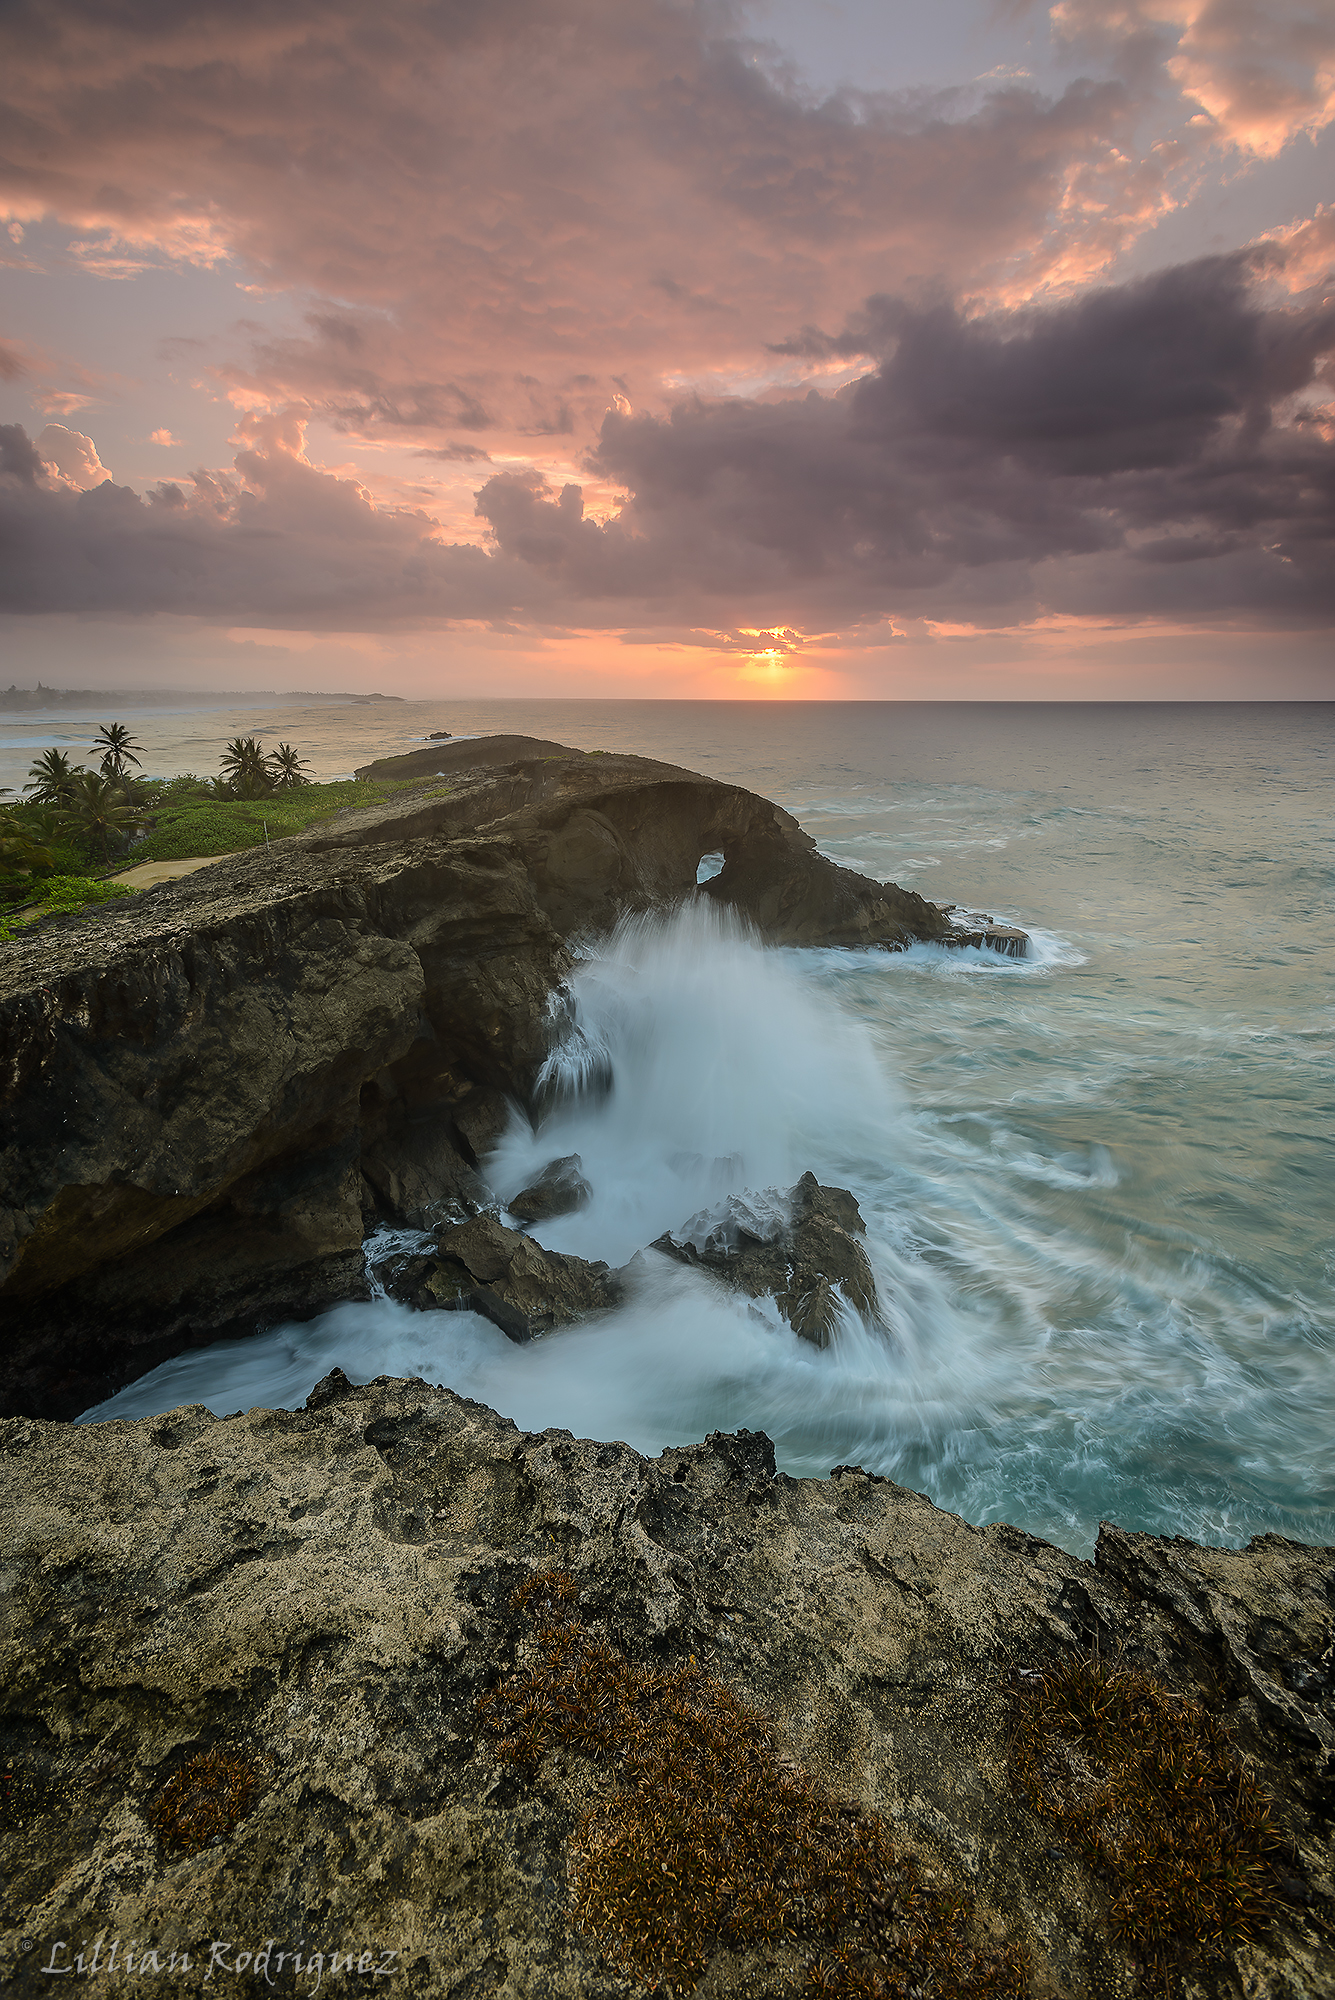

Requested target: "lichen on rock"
[{"left": 1, "top": 1382, "right": 1331, "bottom": 1997}]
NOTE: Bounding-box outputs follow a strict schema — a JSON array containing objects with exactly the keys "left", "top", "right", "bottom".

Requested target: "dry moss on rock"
[
  {"left": 147, "top": 1747, "right": 257, "bottom": 1856},
  {"left": 1011, "top": 1652, "right": 1284, "bottom": 1991},
  {"left": 479, "top": 1571, "right": 1030, "bottom": 1998}
]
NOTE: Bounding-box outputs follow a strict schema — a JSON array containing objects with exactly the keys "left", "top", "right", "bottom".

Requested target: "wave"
[{"left": 78, "top": 895, "right": 1335, "bottom": 1560}]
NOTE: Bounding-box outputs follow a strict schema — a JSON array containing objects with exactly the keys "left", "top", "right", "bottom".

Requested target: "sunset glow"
[{"left": 0, "top": 0, "right": 1331, "bottom": 697}]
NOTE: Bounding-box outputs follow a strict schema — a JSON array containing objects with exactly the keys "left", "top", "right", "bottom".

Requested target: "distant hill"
[{"left": 0, "top": 686, "right": 403, "bottom": 709}]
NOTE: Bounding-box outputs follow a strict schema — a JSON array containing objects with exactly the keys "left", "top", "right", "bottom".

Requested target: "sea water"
[{"left": 70, "top": 702, "right": 1335, "bottom": 1559}]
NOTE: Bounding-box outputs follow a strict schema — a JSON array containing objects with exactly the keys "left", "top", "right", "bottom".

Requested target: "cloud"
[
  {"left": 412, "top": 443, "right": 493, "bottom": 465},
  {"left": 1, "top": 253, "right": 1329, "bottom": 638},
  {"left": 0, "top": 423, "right": 43, "bottom": 484},
  {"left": 1052, "top": 0, "right": 1335, "bottom": 158},
  {"left": 0, "top": 0, "right": 1195, "bottom": 459},
  {"left": 483, "top": 250, "right": 1335, "bottom": 625},
  {"left": 36, "top": 422, "right": 110, "bottom": 489},
  {"left": 150, "top": 427, "right": 183, "bottom": 447},
  {"left": 0, "top": 410, "right": 534, "bottom": 624}
]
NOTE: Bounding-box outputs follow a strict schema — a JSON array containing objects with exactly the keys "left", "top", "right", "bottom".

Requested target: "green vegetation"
[
  {"left": 1, "top": 871, "right": 133, "bottom": 940},
  {"left": 2, "top": 716, "right": 427, "bottom": 940},
  {"left": 479, "top": 1572, "right": 1028, "bottom": 1998},
  {"left": 1011, "top": 1652, "right": 1282, "bottom": 1992},
  {"left": 59, "top": 770, "right": 141, "bottom": 862},
  {"left": 38, "top": 876, "right": 136, "bottom": 913},
  {"left": 93, "top": 722, "right": 144, "bottom": 782},
  {"left": 23, "top": 746, "right": 82, "bottom": 807},
  {"left": 0, "top": 805, "right": 54, "bottom": 877},
  {"left": 126, "top": 777, "right": 410, "bottom": 862},
  {"left": 0, "top": 875, "right": 136, "bottom": 943}
]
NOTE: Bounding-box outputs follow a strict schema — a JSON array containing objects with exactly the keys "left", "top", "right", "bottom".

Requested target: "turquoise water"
[{"left": 77, "top": 701, "right": 1335, "bottom": 1559}]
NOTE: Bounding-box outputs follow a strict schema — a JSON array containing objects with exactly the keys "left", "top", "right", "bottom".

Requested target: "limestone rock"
[
  {"left": 0, "top": 1381, "right": 1329, "bottom": 1999},
  {"left": 386, "top": 1212, "right": 620, "bottom": 1341},
  {"left": 507, "top": 1153, "right": 591, "bottom": 1222},
  {"left": 936, "top": 904, "right": 1031, "bottom": 957},
  {"left": 651, "top": 1170, "right": 879, "bottom": 1346}
]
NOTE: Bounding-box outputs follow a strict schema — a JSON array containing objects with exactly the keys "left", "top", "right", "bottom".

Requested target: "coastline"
[{"left": 2, "top": 733, "right": 1332, "bottom": 1996}]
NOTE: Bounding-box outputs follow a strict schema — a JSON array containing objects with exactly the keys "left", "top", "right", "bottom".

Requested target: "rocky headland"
[{"left": 0, "top": 735, "right": 955, "bottom": 1420}]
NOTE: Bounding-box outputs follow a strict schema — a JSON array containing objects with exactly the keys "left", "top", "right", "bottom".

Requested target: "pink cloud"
[
  {"left": 1052, "top": 0, "right": 1335, "bottom": 158},
  {"left": 35, "top": 421, "right": 110, "bottom": 489},
  {"left": 0, "top": 0, "right": 1187, "bottom": 465},
  {"left": 0, "top": 0, "right": 1328, "bottom": 692},
  {"left": 1, "top": 252, "right": 1329, "bottom": 643}
]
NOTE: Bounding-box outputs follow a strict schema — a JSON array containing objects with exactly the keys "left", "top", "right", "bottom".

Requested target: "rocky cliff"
[
  {"left": 0, "top": 738, "right": 951, "bottom": 1421},
  {"left": 0, "top": 1379, "right": 1330, "bottom": 1998}
]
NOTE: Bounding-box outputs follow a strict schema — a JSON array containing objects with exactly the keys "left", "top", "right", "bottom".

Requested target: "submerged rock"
[
  {"left": 507, "top": 1152, "right": 592, "bottom": 1222},
  {"left": 1, "top": 1381, "right": 1329, "bottom": 1999},
  {"left": 385, "top": 1211, "right": 620, "bottom": 1341},
  {"left": 651, "top": 1169, "right": 879, "bottom": 1347}
]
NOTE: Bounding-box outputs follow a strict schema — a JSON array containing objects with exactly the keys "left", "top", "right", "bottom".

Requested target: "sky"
[{"left": 0, "top": 0, "right": 1332, "bottom": 700}]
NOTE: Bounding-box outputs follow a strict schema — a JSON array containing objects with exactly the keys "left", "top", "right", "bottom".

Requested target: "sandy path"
[{"left": 112, "top": 854, "right": 232, "bottom": 890}]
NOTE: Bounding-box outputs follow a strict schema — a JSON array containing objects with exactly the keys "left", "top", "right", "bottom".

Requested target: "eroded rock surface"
[
  {"left": 652, "top": 1171, "right": 879, "bottom": 1346},
  {"left": 0, "top": 738, "right": 950, "bottom": 1418},
  {"left": 0, "top": 1381, "right": 1330, "bottom": 1998},
  {"left": 506, "top": 1153, "right": 591, "bottom": 1223},
  {"left": 384, "top": 1213, "right": 621, "bottom": 1341}
]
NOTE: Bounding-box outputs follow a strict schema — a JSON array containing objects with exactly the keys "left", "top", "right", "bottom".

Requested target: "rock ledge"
[{"left": 1, "top": 1380, "right": 1331, "bottom": 1998}]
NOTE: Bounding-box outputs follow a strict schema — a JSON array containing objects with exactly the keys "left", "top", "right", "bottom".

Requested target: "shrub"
[
  {"left": 0, "top": 874, "right": 134, "bottom": 942},
  {"left": 1011, "top": 1652, "right": 1282, "bottom": 1991},
  {"left": 148, "top": 1749, "right": 256, "bottom": 1855},
  {"left": 480, "top": 1572, "right": 1029, "bottom": 1998}
]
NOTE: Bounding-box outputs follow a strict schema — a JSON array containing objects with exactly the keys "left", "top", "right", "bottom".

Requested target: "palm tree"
[
  {"left": 95, "top": 722, "right": 144, "bottom": 781},
  {"left": 24, "top": 747, "right": 83, "bottom": 806},
  {"left": 218, "top": 736, "right": 274, "bottom": 799},
  {"left": 268, "top": 743, "right": 313, "bottom": 788},
  {"left": 58, "top": 771, "right": 142, "bottom": 864},
  {"left": 0, "top": 807, "right": 54, "bottom": 877}
]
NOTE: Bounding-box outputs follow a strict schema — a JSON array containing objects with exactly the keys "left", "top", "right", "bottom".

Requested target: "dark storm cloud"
[
  {"left": 0, "top": 426, "right": 540, "bottom": 624},
  {"left": 0, "top": 423, "right": 42, "bottom": 483},
  {"left": 1, "top": 255, "right": 1331, "bottom": 628},
  {"left": 475, "top": 252, "right": 1335, "bottom": 622}
]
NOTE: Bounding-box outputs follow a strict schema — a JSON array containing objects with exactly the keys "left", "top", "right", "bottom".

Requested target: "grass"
[
  {"left": 478, "top": 1571, "right": 1029, "bottom": 1998},
  {"left": 122, "top": 777, "right": 414, "bottom": 863},
  {"left": 0, "top": 777, "right": 434, "bottom": 939},
  {"left": 0, "top": 874, "right": 136, "bottom": 940},
  {"left": 1011, "top": 1652, "right": 1283, "bottom": 1992}
]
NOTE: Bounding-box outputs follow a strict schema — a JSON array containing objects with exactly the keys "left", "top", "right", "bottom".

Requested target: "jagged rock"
[
  {"left": 507, "top": 1153, "right": 591, "bottom": 1222},
  {"left": 651, "top": 1170, "right": 878, "bottom": 1347},
  {"left": 946, "top": 924, "right": 1030, "bottom": 958},
  {"left": 936, "top": 904, "right": 1031, "bottom": 958},
  {"left": 359, "top": 1112, "right": 492, "bottom": 1229},
  {"left": 0, "top": 737, "right": 950, "bottom": 1417},
  {"left": 385, "top": 1212, "right": 620, "bottom": 1341},
  {"left": 0, "top": 1380, "right": 1329, "bottom": 1999}
]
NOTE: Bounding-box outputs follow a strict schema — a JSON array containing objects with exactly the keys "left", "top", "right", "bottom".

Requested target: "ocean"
[{"left": 42, "top": 697, "right": 1333, "bottom": 1560}]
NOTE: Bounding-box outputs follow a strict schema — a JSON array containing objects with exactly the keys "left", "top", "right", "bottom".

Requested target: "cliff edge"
[{"left": 0, "top": 1381, "right": 1331, "bottom": 1997}]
